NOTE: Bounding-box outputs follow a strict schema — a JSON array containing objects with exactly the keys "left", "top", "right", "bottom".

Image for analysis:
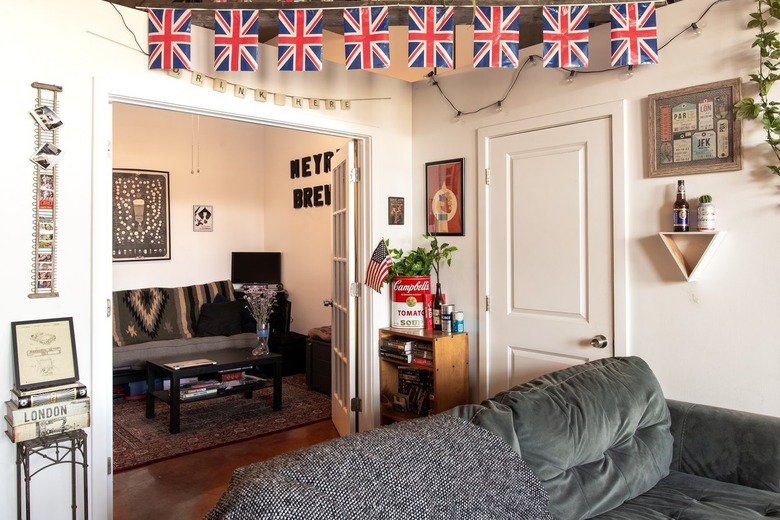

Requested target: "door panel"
[
  {"left": 330, "top": 141, "right": 357, "bottom": 436},
  {"left": 486, "top": 118, "right": 613, "bottom": 397}
]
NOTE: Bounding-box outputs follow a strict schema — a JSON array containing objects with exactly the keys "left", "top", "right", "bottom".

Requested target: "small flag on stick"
[{"left": 365, "top": 240, "right": 392, "bottom": 293}]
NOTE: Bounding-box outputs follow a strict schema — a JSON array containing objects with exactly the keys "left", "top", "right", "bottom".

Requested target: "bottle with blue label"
[{"left": 673, "top": 180, "right": 689, "bottom": 232}]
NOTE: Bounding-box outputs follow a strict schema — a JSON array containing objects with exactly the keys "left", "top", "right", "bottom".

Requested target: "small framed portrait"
[
  {"left": 388, "top": 197, "right": 404, "bottom": 225},
  {"left": 425, "top": 158, "right": 464, "bottom": 236},
  {"left": 193, "top": 205, "right": 213, "bottom": 232},
  {"left": 11, "top": 317, "right": 79, "bottom": 391}
]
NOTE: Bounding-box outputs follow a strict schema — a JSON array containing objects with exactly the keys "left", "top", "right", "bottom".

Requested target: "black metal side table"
[{"left": 16, "top": 429, "right": 88, "bottom": 520}]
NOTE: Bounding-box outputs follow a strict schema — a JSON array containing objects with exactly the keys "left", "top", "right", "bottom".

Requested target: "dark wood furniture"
[
  {"left": 306, "top": 337, "right": 331, "bottom": 395},
  {"left": 146, "top": 349, "right": 282, "bottom": 433}
]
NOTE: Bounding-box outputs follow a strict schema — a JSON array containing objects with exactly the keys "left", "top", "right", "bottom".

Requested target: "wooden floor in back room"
[{"left": 113, "top": 420, "right": 340, "bottom": 520}]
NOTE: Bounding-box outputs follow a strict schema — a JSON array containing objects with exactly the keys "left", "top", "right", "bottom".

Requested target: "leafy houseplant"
[
  {"left": 735, "top": 0, "right": 780, "bottom": 175},
  {"left": 385, "top": 234, "right": 457, "bottom": 284}
]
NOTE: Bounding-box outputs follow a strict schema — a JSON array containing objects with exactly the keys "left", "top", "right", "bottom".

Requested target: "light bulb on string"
[
  {"left": 690, "top": 22, "right": 702, "bottom": 35},
  {"left": 567, "top": 70, "right": 576, "bottom": 83},
  {"left": 626, "top": 65, "right": 634, "bottom": 77},
  {"left": 495, "top": 101, "right": 503, "bottom": 112},
  {"left": 453, "top": 111, "right": 462, "bottom": 123}
]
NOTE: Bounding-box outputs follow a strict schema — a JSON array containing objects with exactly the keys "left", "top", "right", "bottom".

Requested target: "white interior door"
[
  {"left": 330, "top": 141, "right": 357, "bottom": 436},
  {"left": 483, "top": 117, "right": 614, "bottom": 398}
]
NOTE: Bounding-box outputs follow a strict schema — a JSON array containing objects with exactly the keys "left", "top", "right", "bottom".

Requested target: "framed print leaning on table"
[
  {"left": 11, "top": 317, "right": 79, "bottom": 391},
  {"left": 648, "top": 78, "right": 742, "bottom": 177}
]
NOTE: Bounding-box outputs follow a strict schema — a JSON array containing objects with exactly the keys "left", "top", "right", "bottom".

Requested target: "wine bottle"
[
  {"left": 673, "top": 180, "right": 689, "bottom": 232},
  {"left": 432, "top": 282, "right": 444, "bottom": 331}
]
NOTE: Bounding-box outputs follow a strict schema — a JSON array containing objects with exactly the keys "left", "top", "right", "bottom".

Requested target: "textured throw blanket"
[{"left": 205, "top": 414, "right": 552, "bottom": 520}]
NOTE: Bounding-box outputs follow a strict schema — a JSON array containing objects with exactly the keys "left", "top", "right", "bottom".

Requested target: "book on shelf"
[
  {"left": 5, "top": 411, "right": 90, "bottom": 443},
  {"left": 380, "top": 336, "right": 414, "bottom": 351},
  {"left": 12, "top": 381, "right": 85, "bottom": 397},
  {"left": 10, "top": 383, "right": 88, "bottom": 409},
  {"left": 219, "top": 371, "right": 244, "bottom": 383},
  {"left": 411, "top": 357, "right": 433, "bottom": 367},
  {"left": 379, "top": 349, "right": 413, "bottom": 363},
  {"left": 5, "top": 397, "right": 90, "bottom": 426},
  {"left": 180, "top": 388, "right": 218, "bottom": 400}
]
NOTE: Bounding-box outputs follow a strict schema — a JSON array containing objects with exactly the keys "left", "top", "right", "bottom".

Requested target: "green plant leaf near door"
[{"left": 735, "top": 0, "right": 780, "bottom": 175}]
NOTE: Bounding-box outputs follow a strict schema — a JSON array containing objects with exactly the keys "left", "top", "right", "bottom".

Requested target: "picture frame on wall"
[
  {"left": 193, "top": 205, "right": 213, "bottom": 232},
  {"left": 388, "top": 197, "right": 404, "bottom": 225},
  {"left": 425, "top": 158, "right": 464, "bottom": 236},
  {"left": 648, "top": 78, "right": 742, "bottom": 177},
  {"left": 112, "top": 168, "right": 171, "bottom": 261},
  {"left": 11, "top": 317, "right": 79, "bottom": 392}
]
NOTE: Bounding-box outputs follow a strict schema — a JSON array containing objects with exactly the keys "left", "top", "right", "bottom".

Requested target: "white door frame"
[
  {"left": 476, "top": 100, "right": 629, "bottom": 402},
  {"left": 91, "top": 79, "right": 375, "bottom": 518}
]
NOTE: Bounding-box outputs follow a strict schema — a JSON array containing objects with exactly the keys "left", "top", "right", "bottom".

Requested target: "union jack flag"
[
  {"left": 610, "top": 3, "right": 659, "bottom": 67},
  {"left": 344, "top": 7, "right": 390, "bottom": 70},
  {"left": 542, "top": 5, "right": 589, "bottom": 68},
  {"left": 473, "top": 6, "right": 521, "bottom": 69},
  {"left": 408, "top": 6, "right": 454, "bottom": 69},
  {"left": 278, "top": 9, "right": 323, "bottom": 72},
  {"left": 148, "top": 8, "right": 192, "bottom": 70},
  {"left": 214, "top": 10, "right": 259, "bottom": 72}
]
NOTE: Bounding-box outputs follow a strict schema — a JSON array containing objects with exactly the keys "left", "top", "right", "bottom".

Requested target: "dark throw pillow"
[
  {"left": 239, "top": 301, "right": 257, "bottom": 333},
  {"left": 196, "top": 301, "right": 242, "bottom": 337}
]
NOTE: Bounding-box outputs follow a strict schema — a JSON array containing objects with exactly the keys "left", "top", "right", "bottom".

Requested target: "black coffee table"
[{"left": 145, "top": 349, "right": 282, "bottom": 433}]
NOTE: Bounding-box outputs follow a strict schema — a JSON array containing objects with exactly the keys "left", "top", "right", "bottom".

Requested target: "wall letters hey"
[{"left": 291, "top": 151, "right": 334, "bottom": 209}]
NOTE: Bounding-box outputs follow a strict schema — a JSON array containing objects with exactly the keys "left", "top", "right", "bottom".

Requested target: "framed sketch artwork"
[
  {"left": 112, "top": 168, "right": 171, "bottom": 261},
  {"left": 11, "top": 317, "right": 79, "bottom": 391},
  {"left": 425, "top": 158, "right": 464, "bottom": 236},
  {"left": 193, "top": 205, "right": 213, "bottom": 232},
  {"left": 648, "top": 78, "right": 742, "bottom": 177}
]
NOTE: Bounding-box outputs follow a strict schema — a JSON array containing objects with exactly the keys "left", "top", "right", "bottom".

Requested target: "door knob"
[
  {"left": 323, "top": 299, "right": 333, "bottom": 307},
  {"left": 591, "top": 334, "right": 608, "bottom": 349}
]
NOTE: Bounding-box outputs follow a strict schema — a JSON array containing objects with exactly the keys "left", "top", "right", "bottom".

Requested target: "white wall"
[
  {"left": 410, "top": 0, "right": 780, "bottom": 417},
  {"left": 1, "top": 1, "right": 412, "bottom": 518}
]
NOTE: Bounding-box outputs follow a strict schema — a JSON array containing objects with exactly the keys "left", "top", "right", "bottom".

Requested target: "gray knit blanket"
[{"left": 205, "top": 414, "right": 552, "bottom": 520}]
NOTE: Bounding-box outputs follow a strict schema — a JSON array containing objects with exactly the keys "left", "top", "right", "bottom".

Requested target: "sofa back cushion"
[
  {"left": 490, "top": 357, "right": 672, "bottom": 520},
  {"left": 113, "top": 279, "right": 235, "bottom": 347}
]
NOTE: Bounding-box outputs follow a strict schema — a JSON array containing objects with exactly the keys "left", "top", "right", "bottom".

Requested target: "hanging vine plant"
[{"left": 735, "top": 0, "right": 780, "bottom": 175}]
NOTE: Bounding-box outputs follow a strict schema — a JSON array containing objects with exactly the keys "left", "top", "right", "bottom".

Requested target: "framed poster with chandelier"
[{"left": 648, "top": 78, "right": 742, "bottom": 177}]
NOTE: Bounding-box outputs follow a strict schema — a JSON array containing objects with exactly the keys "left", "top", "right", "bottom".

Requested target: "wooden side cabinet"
[{"left": 379, "top": 327, "right": 469, "bottom": 425}]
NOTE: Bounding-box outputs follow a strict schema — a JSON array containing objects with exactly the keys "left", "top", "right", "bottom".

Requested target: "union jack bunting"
[
  {"left": 278, "top": 9, "right": 323, "bottom": 71},
  {"left": 473, "top": 6, "right": 521, "bottom": 68},
  {"left": 214, "top": 10, "right": 259, "bottom": 72},
  {"left": 148, "top": 8, "right": 192, "bottom": 70},
  {"left": 344, "top": 7, "right": 390, "bottom": 70},
  {"left": 610, "top": 2, "right": 659, "bottom": 66},
  {"left": 408, "top": 6, "right": 454, "bottom": 69},
  {"left": 542, "top": 5, "right": 589, "bottom": 68}
]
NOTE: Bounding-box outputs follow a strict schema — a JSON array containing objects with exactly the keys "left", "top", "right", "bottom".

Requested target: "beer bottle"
[
  {"left": 673, "top": 180, "right": 689, "bottom": 232},
  {"left": 432, "top": 282, "right": 444, "bottom": 331}
]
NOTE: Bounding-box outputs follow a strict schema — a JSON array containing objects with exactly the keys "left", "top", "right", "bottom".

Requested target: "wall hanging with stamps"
[{"left": 648, "top": 78, "right": 742, "bottom": 177}]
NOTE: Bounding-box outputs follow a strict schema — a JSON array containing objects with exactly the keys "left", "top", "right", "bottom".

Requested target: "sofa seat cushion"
[
  {"left": 112, "top": 333, "right": 257, "bottom": 371},
  {"left": 591, "top": 470, "right": 780, "bottom": 519},
  {"left": 490, "top": 357, "right": 673, "bottom": 520}
]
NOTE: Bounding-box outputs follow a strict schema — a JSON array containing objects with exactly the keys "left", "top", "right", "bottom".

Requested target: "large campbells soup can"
[{"left": 390, "top": 276, "right": 430, "bottom": 328}]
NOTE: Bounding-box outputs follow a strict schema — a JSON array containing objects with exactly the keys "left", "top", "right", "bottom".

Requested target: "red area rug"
[{"left": 112, "top": 374, "right": 331, "bottom": 472}]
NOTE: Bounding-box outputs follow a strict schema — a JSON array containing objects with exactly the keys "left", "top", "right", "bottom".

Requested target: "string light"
[
  {"left": 690, "top": 22, "right": 702, "bottom": 35},
  {"left": 453, "top": 111, "right": 462, "bottom": 122},
  {"left": 495, "top": 101, "right": 503, "bottom": 112},
  {"left": 567, "top": 70, "right": 576, "bottom": 83},
  {"left": 626, "top": 65, "right": 634, "bottom": 77}
]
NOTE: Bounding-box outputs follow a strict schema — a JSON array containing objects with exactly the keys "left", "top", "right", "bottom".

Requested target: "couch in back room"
[
  {"left": 112, "top": 279, "right": 257, "bottom": 385},
  {"left": 206, "top": 356, "right": 780, "bottom": 519}
]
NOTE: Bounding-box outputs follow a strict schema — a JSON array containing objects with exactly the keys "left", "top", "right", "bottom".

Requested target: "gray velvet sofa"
[{"left": 206, "top": 357, "right": 780, "bottom": 519}]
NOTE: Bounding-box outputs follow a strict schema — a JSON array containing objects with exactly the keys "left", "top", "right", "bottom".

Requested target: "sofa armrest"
[{"left": 667, "top": 399, "right": 780, "bottom": 492}]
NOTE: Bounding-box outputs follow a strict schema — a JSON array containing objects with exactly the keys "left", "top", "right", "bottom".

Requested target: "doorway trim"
[
  {"left": 92, "top": 79, "right": 375, "bottom": 518},
  {"left": 476, "top": 99, "right": 629, "bottom": 403}
]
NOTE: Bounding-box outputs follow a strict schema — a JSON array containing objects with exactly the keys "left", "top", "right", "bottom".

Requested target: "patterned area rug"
[{"left": 113, "top": 374, "right": 331, "bottom": 472}]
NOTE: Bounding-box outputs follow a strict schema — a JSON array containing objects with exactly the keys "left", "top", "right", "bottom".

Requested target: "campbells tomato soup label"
[{"left": 391, "top": 276, "right": 430, "bottom": 328}]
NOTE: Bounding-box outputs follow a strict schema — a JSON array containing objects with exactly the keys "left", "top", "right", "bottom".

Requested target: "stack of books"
[
  {"left": 180, "top": 379, "right": 220, "bottom": 400},
  {"left": 5, "top": 382, "right": 90, "bottom": 443},
  {"left": 379, "top": 336, "right": 413, "bottom": 363},
  {"left": 411, "top": 341, "right": 433, "bottom": 367},
  {"left": 397, "top": 366, "right": 432, "bottom": 416}
]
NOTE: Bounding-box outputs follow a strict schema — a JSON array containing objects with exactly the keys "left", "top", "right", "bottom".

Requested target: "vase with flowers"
[{"left": 243, "top": 288, "right": 277, "bottom": 356}]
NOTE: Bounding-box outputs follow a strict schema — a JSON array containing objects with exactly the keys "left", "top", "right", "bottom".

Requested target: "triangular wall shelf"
[{"left": 658, "top": 231, "right": 726, "bottom": 282}]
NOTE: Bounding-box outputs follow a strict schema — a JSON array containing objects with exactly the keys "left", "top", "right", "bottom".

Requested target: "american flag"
[
  {"left": 278, "top": 9, "right": 323, "bottom": 72},
  {"left": 473, "top": 6, "right": 521, "bottom": 69},
  {"left": 610, "top": 3, "right": 659, "bottom": 67},
  {"left": 407, "top": 6, "right": 454, "bottom": 69},
  {"left": 542, "top": 5, "right": 589, "bottom": 68},
  {"left": 214, "top": 10, "right": 259, "bottom": 72},
  {"left": 344, "top": 7, "right": 390, "bottom": 70},
  {"left": 365, "top": 240, "right": 392, "bottom": 293},
  {"left": 148, "top": 8, "right": 192, "bottom": 70}
]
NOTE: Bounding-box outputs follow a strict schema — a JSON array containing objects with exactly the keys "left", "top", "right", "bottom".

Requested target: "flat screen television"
[{"left": 231, "top": 252, "right": 282, "bottom": 285}]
